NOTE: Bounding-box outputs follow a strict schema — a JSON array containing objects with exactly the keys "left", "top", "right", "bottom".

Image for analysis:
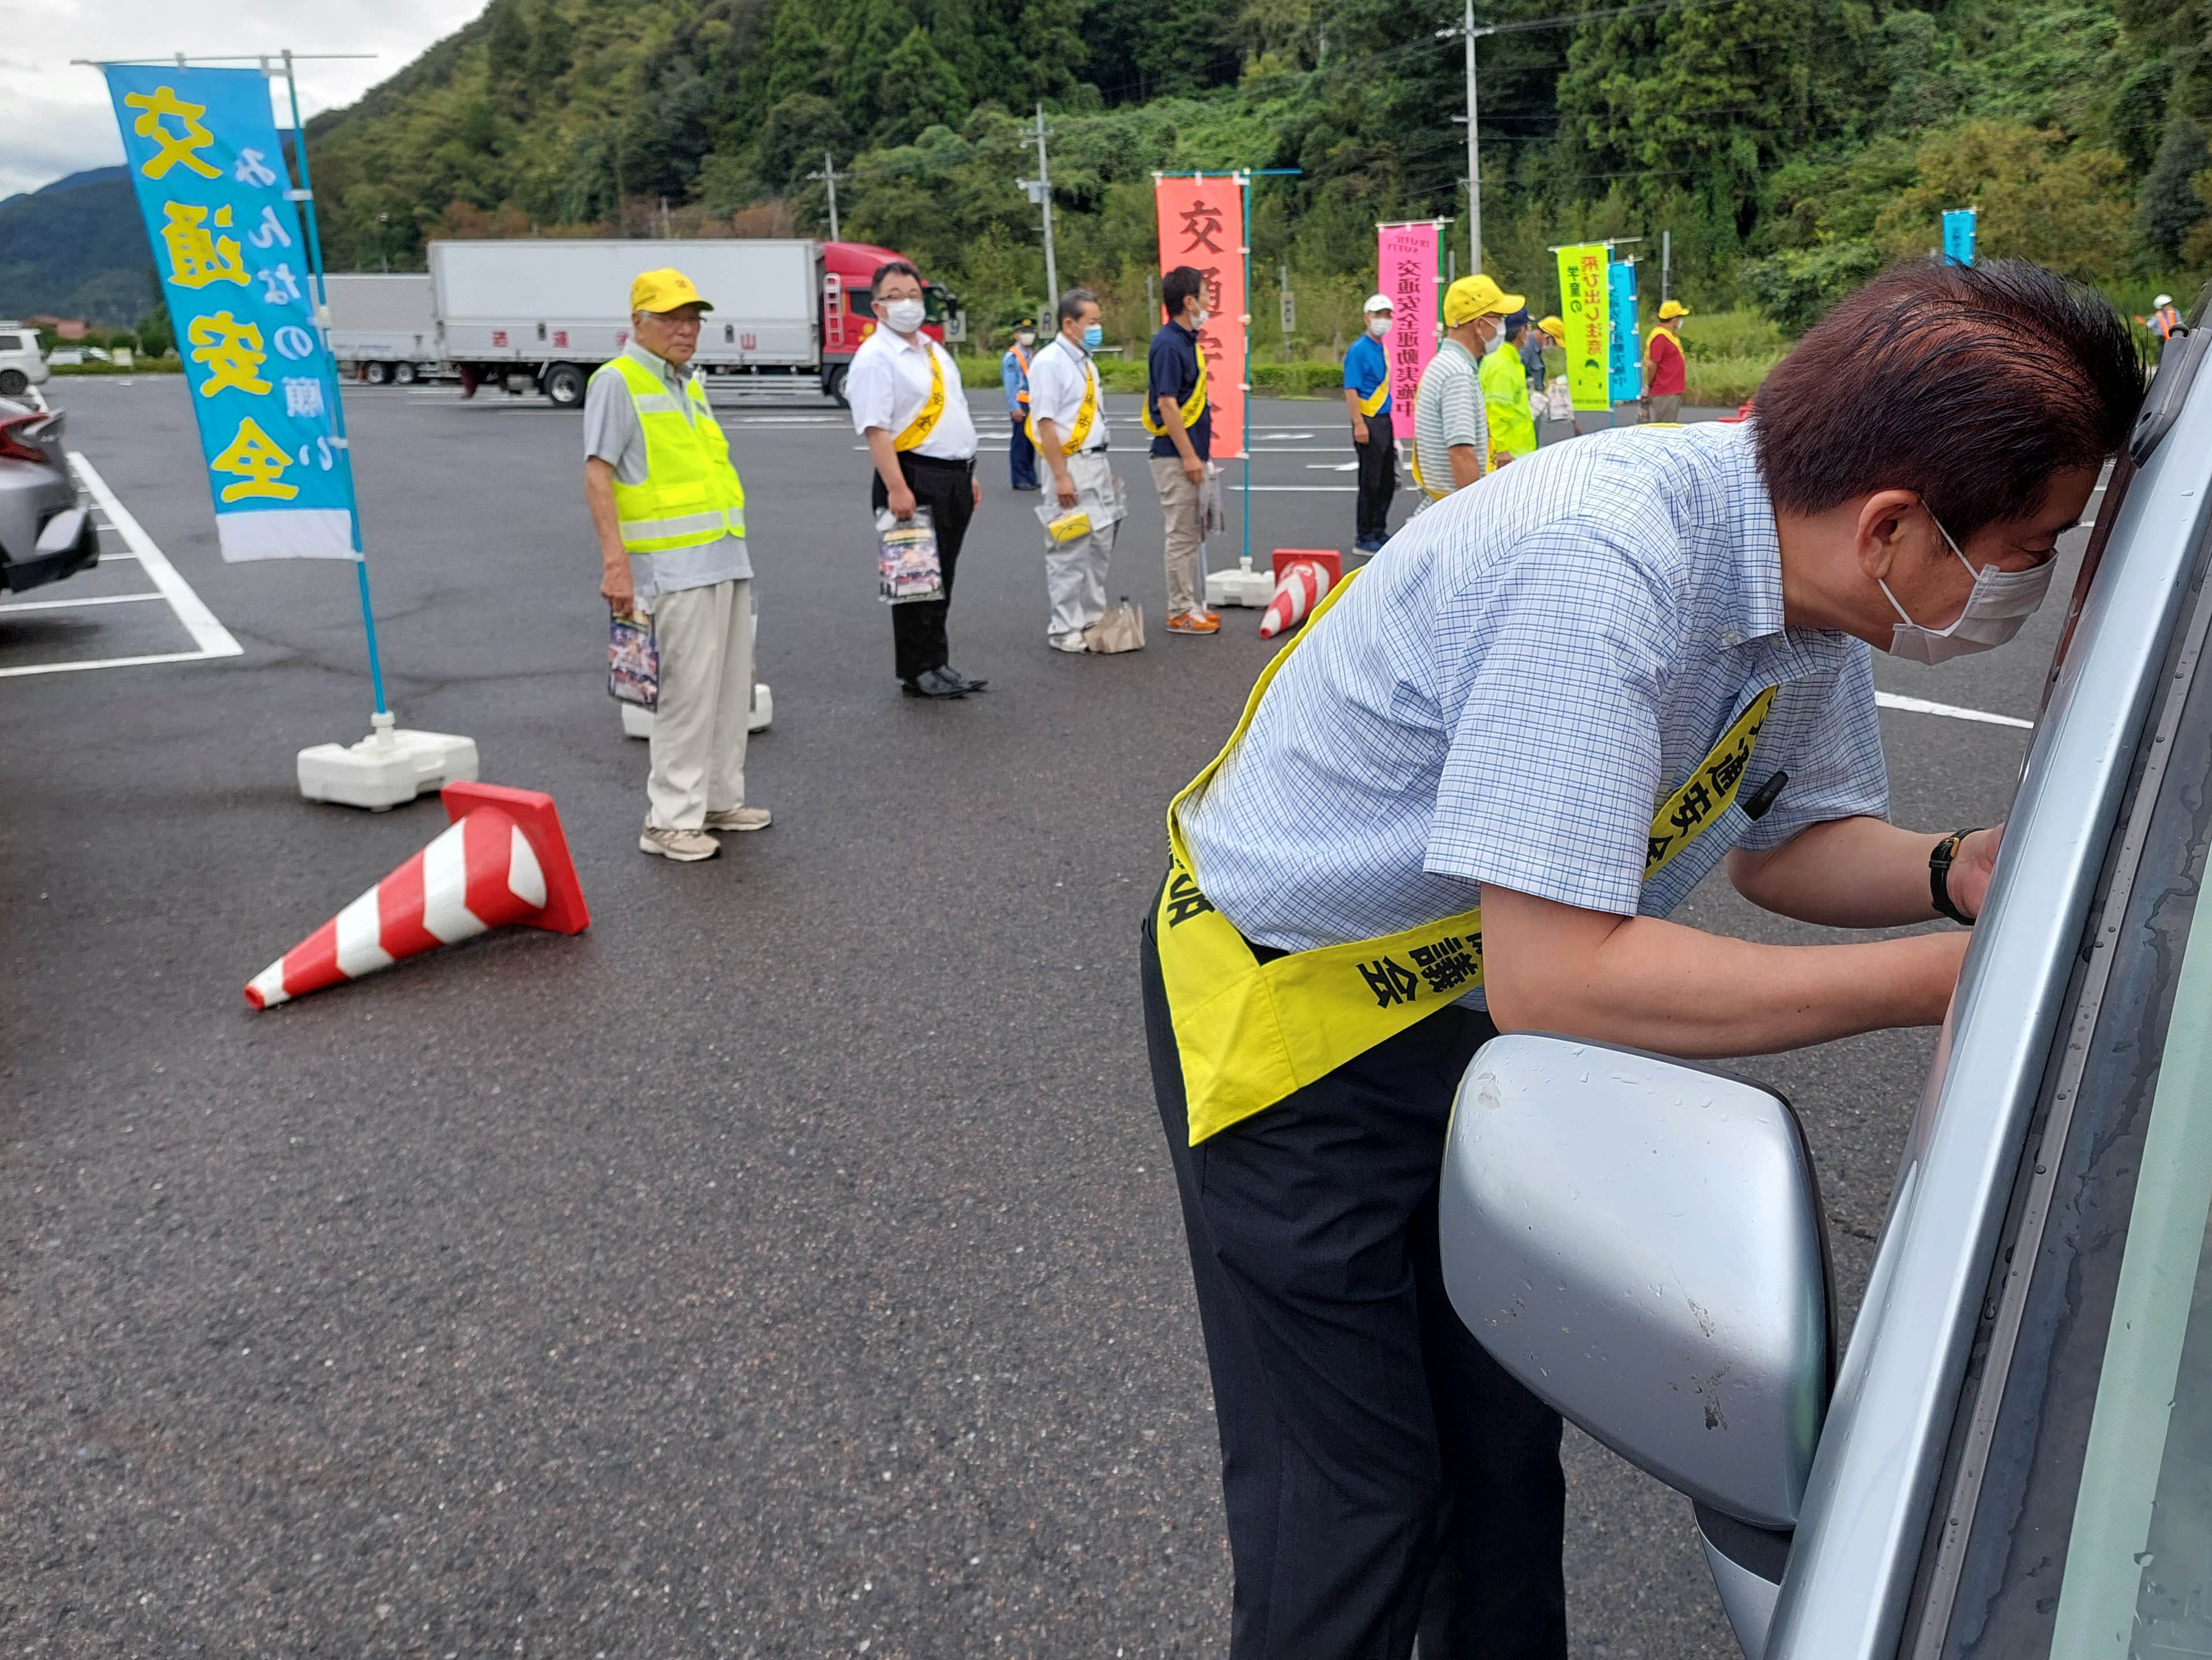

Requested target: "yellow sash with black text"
[
  {"left": 1027, "top": 350, "right": 1099, "bottom": 452},
  {"left": 893, "top": 343, "right": 948, "bottom": 452},
  {"left": 1140, "top": 345, "right": 1209, "bottom": 437},
  {"left": 1156, "top": 568, "right": 1780, "bottom": 1146}
]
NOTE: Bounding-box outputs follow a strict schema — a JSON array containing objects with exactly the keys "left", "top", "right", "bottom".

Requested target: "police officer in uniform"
[
  {"left": 1002, "top": 317, "right": 1040, "bottom": 490},
  {"left": 1141, "top": 259, "right": 2142, "bottom": 1659}
]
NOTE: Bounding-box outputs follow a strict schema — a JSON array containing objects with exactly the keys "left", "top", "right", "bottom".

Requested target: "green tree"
[
  {"left": 837, "top": 0, "right": 918, "bottom": 135},
  {"left": 763, "top": 0, "right": 834, "bottom": 106},
  {"left": 1877, "top": 121, "right": 2134, "bottom": 283},
  {"left": 2136, "top": 116, "right": 2210, "bottom": 260},
  {"left": 879, "top": 29, "right": 972, "bottom": 144}
]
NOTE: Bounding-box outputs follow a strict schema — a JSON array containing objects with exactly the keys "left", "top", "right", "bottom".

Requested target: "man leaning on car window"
[{"left": 1139, "top": 259, "right": 2147, "bottom": 1660}]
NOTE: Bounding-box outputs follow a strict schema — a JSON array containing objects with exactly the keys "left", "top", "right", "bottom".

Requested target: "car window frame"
[{"left": 1899, "top": 493, "right": 2212, "bottom": 1658}]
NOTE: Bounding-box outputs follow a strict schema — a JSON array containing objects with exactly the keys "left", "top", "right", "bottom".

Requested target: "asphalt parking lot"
[{"left": 0, "top": 373, "right": 2069, "bottom": 1657}]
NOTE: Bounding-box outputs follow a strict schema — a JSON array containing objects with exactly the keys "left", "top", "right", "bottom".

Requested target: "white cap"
[
  {"left": 1363, "top": 292, "right": 1393, "bottom": 313},
  {"left": 2157, "top": 293, "right": 2175, "bottom": 307}
]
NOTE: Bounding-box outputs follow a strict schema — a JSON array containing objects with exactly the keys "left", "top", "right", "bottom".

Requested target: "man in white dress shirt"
[
  {"left": 1028, "top": 288, "right": 1122, "bottom": 653},
  {"left": 847, "top": 258, "right": 985, "bottom": 699}
]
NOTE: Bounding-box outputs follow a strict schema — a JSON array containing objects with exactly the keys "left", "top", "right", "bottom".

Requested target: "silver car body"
[
  {"left": 0, "top": 396, "right": 98, "bottom": 591},
  {"left": 1439, "top": 305, "right": 2212, "bottom": 1659}
]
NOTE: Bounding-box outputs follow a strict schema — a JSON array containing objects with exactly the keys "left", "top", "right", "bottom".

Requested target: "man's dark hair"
[
  {"left": 1755, "top": 259, "right": 2143, "bottom": 540},
  {"left": 871, "top": 259, "right": 923, "bottom": 294},
  {"left": 1162, "top": 266, "right": 1205, "bottom": 318},
  {"left": 1057, "top": 287, "right": 1099, "bottom": 327}
]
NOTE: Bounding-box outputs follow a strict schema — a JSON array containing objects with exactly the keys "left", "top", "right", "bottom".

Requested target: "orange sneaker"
[{"left": 1167, "top": 610, "right": 1221, "bottom": 634}]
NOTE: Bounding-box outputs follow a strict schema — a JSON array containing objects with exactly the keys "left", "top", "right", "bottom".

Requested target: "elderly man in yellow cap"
[
  {"left": 1410, "top": 273, "right": 1523, "bottom": 499},
  {"left": 584, "top": 268, "right": 768, "bottom": 862},
  {"left": 1645, "top": 297, "right": 1691, "bottom": 423}
]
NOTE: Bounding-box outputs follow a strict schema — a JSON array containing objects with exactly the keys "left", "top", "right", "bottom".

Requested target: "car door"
[{"left": 1766, "top": 301, "right": 2212, "bottom": 1660}]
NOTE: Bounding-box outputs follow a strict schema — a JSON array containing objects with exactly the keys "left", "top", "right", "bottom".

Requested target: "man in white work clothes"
[{"left": 1028, "top": 287, "right": 1122, "bottom": 652}]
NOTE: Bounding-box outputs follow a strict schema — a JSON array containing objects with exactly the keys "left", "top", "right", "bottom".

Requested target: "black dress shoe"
[
  {"left": 901, "top": 667, "right": 967, "bottom": 698},
  {"left": 941, "top": 664, "right": 990, "bottom": 692}
]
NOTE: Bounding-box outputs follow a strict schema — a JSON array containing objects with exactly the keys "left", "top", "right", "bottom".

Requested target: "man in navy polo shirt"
[{"left": 1146, "top": 265, "right": 1220, "bottom": 635}]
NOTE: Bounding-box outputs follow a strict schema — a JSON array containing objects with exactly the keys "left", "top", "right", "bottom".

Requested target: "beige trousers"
[
  {"left": 646, "top": 577, "right": 752, "bottom": 831},
  {"left": 1150, "top": 455, "right": 1204, "bottom": 617}
]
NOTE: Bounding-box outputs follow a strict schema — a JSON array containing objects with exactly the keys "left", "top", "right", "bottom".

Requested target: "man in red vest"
[{"left": 1645, "top": 298, "right": 1689, "bottom": 422}]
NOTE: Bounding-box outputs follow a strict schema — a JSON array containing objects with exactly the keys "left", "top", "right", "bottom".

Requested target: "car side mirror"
[{"left": 1439, "top": 1030, "right": 1834, "bottom": 1520}]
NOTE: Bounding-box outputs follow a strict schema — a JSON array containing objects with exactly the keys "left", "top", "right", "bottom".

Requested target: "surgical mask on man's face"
[
  {"left": 1190, "top": 305, "right": 1209, "bottom": 329},
  {"left": 883, "top": 298, "right": 926, "bottom": 335},
  {"left": 1368, "top": 316, "right": 1391, "bottom": 338},
  {"left": 1882, "top": 510, "right": 2057, "bottom": 665},
  {"left": 1483, "top": 324, "right": 1507, "bottom": 354},
  {"left": 1082, "top": 322, "right": 1104, "bottom": 349},
  {"left": 1015, "top": 331, "right": 1034, "bottom": 347}
]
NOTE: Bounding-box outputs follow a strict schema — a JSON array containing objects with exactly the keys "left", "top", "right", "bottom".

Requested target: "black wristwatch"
[{"left": 1930, "top": 829, "right": 1980, "bottom": 925}]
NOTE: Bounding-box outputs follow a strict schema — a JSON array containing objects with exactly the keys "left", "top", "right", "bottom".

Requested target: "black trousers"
[
  {"left": 1355, "top": 411, "right": 1398, "bottom": 544},
  {"left": 1009, "top": 419, "right": 1039, "bottom": 489},
  {"left": 872, "top": 453, "right": 974, "bottom": 683},
  {"left": 1141, "top": 913, "right": 1567, "bottom": 1660}
]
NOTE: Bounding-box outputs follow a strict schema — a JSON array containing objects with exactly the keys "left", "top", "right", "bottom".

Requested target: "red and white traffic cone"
[
  {"left": 1259, "top": 559, "right": 1333, "bottom": 639},
  {"left": 246, "top": 782, "right": 589, "bottom": 1009}
]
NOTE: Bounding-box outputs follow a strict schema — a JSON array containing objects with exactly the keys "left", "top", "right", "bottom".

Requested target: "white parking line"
[
  {"left": 0, "top": 455, "right": 244, "bottom": 679},
  {"left": 1874, "top": 691, "right": 2033, "bottom": 729},
  {"left": 0, "top": 591, "right": 165, "bottom": 614}
]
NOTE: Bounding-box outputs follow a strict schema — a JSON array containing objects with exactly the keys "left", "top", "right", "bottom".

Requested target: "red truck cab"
[{"left": 820, "top": 240, "right": 959, "bottom": 405}]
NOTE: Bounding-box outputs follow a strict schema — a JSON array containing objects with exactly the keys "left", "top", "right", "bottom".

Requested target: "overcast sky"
[{"left": 0, "top": 0, "right": 476, "bottom": 198}]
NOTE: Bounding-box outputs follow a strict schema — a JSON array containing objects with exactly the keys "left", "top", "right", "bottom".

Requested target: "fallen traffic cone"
[
  {"left": 246, "top": 781, "right": 590, "bottom": 1010},
  {"left": 1259, "top": 558, "right": 1334, "bottom": 639}
]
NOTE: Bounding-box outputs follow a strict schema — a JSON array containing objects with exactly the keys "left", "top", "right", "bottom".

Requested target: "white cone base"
[
  {"left": 618, "top": 685, "right": 772, "bottom": 741},
  {"left": 299, "top": 726, "right": 480, "bottom": 811},
  {"left": 1206, "top": 564, "right": 1277, "bottom": 609}
]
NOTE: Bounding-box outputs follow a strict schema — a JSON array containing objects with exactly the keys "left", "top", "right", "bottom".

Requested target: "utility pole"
[
  {"left": 1440, "top": 5, "right": 1492, "bottom": 277},
  {"left": 807, "top": 152, "right": 844, "bottom": 241},
  {"left": 1661, "top": 229, "right": 1671, "bottom": 306},
  {"left": 1464, "top": 0, "right": 1481, "bottom": 277},
  {"left": 1016, "top": 104, "right": 1059, "bottom": 307}
]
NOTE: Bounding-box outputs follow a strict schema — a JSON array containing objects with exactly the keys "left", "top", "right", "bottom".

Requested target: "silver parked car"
[
  {"left": 0, "top": 395, "right": 97, "bottom": 591},
  {"left": 1441, "top": 292, "right": 2212, "bottom": 1659}
]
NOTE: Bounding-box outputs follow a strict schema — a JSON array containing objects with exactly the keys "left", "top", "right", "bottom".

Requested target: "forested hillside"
[
  {"left": 300, "top": 0, "right": 2212, "bottom": 348},
  {"left": 0, "top": 168, "right": 153, "bottom": 326}
]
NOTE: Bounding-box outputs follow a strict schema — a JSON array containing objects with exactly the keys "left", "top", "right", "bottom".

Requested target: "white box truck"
[
  {"left": 325, "top": 273, "right": 440, "bottom": 385},
  {"left": 426, "top": 238, "right": 957, "bottom": 407}
]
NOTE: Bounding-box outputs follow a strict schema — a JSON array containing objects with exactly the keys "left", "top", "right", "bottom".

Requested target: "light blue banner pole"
[
  {"left": 279, "top": 51, "right": 386, "bottom": 717},
  {"left": 1942, "top": 209, "right": 1978, "bottom": 266},
  {"left": 1607, "top": 258, "right": 1642, "bottom": 406}
]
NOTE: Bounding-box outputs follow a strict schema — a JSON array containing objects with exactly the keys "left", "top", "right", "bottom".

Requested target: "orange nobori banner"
[
  {"left": 1376, "top": 221, "right": 1443, "bottom": 424},
  {"left": 1154, "top": 175, "right": 1246, "bottom": 459}
]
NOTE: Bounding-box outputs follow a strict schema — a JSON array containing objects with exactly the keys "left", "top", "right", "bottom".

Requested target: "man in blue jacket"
[{"left": 1342, "top": 294, "right": 1396, "bottom": 552}]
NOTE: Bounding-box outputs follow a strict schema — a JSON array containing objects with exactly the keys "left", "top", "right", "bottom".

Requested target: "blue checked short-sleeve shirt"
[{"left": 1176, "top": 420, "right": 1890, "bottom": 990}]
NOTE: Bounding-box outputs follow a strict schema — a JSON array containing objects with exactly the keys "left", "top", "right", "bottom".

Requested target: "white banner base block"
[
  {"left": 618, "top": 684, "right": 772, "bottom": 741},
  {"left": 1207, "top": 558, "right": 1277, "bottom": 609},
  {"left": 299, "top": 713, "right": 480, "bottom": 811}
]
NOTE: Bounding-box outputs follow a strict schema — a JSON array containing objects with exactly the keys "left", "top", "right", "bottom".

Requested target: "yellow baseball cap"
[
  {"left": 630, "top": 268, "right": 713, "bottom": 314},
  {"left": 1537, "top": 314, "right": 1566, "bottom": 339},
  {"left": 1443, "top": 274, "right": 1525, "bottom": 327},
  {"left": 1658, "top": 299, "right": 1690, "bottom": 320}
]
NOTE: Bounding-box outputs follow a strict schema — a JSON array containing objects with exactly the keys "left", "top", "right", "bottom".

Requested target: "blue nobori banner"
[{"left": 103, "top": 65, "right": 359, "bottom": 562}]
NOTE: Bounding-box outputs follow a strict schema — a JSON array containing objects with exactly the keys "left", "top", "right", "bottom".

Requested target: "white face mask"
[
  {"left": 1015, "top": 331, "right": 1034, "bottom": 346},
  {"left": 1368, "top": 316, "right": 1391, "bottom": 337},
  {"left": 1882, "top": 510, "right": 2057, "bottom": 665},
  {"left": 882, "top": 298, "right": 926, "bottom": 336},
  {"left": 1190, "top": 306, "right": 1209, "bottom": 329}
]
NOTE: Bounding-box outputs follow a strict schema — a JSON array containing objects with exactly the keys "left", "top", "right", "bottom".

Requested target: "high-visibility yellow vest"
[
  {"left": 1154, "top": 565, "right": 1781, "bottom": 1144},
  {"left": 595, "top": 354, "right": 746, "bottom": 554},
  {"left": 1140, "top": 344, "right": 1209, "bottom": 436},
  {"left": 1480, "top": 341, "right": 1536, "bottom": 457}
]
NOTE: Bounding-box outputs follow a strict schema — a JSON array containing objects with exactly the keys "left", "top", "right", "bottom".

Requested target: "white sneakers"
[
  {"left": 639, "top": 824, "right": 720, "bottom": 862},
  {"left": 704, "top": 806, "right": 773, "bottom": 832}
]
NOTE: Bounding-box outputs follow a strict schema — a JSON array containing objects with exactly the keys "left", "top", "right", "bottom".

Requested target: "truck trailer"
[
  {"left": 324, "top": 273, "right": 441, "bottom": 384},
  {"left": 424, "top": 238, "right": 957, "bottom": 407}
]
